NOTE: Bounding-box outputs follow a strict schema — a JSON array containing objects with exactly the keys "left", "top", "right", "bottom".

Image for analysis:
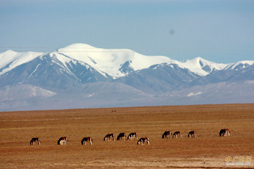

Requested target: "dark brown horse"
[
  {"left": 117, "top": 133, "right": 126, "bottom": 140},
  {"left": 81, "top": 137, "right": 93, "bottom": 145},
  {"left": 57, "top": 137, "right": 68, "bottom": 145},
  {"left": 127, "top": 132, "right": 138, "bottom": 140},
  {"left": 30, "top": 137, "right": 40, "bottom": 145},
  {"left": 162, "top": 131, "right": 172, "bottom": 139},
  {"left": 137, "top": 137, "right": 150, "bottom": 145},
  {"left": 172, "top": 131, "right": 182, "bottom": 138},
  {"left": 188, "top": 131, "right": 195, "bottom": 138},
  {"left": 219, "top": 129, "right": 231, "bottom": 136},
  {"left": 104, "top": 133, "right": 115, "bottom": 141}
]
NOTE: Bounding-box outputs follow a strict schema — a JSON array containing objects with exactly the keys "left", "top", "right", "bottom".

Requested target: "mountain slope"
[
  {"left": 56, "top": 43, "right": 174, "bottom": 78},
  {"left": 191, "top": 62, "right": 254, "bottom": 85},
  {"left": 0, "top": 43, "right": 228, "bottom": 78},
  {"left": 0, "top": 82, "right": 151, "bottom": 111},
  {"left": 1, "top": 80, "right": 253, "bottom": 111},
  {"left": 0, "top": 84, "right": 56, "bottom": 111},
  {"left": 0, "top": 43, "right": 253, "bottom": 111},
  {"left": 160, "top": 80, "right": 254, "bottom": 105},
  {"left": 181, "top": 57, "right": 228, "bottom": 76},
  {"left": 115, "top": 63, "right": 200, "bottom": 94},
  {"left": 0, "top": 50, "right": 44, "bottom": 75},
  {"left": 0, "top": 53, "right": 112, "bottom": 90}
]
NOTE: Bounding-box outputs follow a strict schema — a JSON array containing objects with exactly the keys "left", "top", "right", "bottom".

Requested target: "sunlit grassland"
[{"left": 0, "top": 104, "right": 254, "bottom": 168}]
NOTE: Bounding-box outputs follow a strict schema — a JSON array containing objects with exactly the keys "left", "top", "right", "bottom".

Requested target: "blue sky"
[{"left": 0, "top": 0, "right": 253, "bottom": 63}]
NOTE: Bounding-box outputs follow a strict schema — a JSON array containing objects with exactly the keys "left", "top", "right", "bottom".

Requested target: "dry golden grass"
[{"left": 0, "top": 104, "right": 254, "bottom": 168}]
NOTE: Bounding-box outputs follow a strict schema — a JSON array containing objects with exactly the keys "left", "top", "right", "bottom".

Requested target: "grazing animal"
[
  {"left": 58, "top": 137, "right": 68, "bottom": 145},
  {"left": 188, "top": 131, "right": 196, "bottom": 138},
  {"left": 172, "top": 131, "right": 182, "bottom": 138},
  {"left": 137, "top": 137, "right": 150, "bottom": 145},
  {"left": 219, "top": 129, "right": 231, "bottom": 136},
  {"left": 81, "top": 137, "right": 93, "bottom": 145},
  {"left": 127, "top": 132, "right": 138, "bottom": 140},
  {"left": 104, "top": 133, "right": 115, "bottom": 141},
  {"left": 117, "top": 133, "right": 126, "bottom": 140},
  {"left": 30, "top": 137, "right": 40, "bottom": 145},
  {"left": 162, "top": 131, "right": 172, "bottom": 139}
]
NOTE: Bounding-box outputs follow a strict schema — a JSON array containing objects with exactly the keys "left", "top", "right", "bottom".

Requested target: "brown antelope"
[
  {"left": 117, "top": 133, "right": 126, "bottom": 140},
  {"left": 30, "top": 137, "right": 40, "bottom": 145},
  {"left": 127, "top": 132, "right": 138, "bottom": 140},
  {"left": 188, "top": 131, "right": 196, "bottom": 138},
  {"left": 172, "top": 131, "right": 182, "bottom": 138},
  {"left": 57, "top": 137, "right": 68, "bottom": 145},
  {"left": 81, "top": 137, "right": 93, "bottom": 145},
  {"left": 162, "top": 131, "right": 172, "bottom": 139},
  {"left": 219, "top": 129, "right": 231, "bottom": 136},
  {"left": 137, "top": 137, "right": 150, "bottom": 145},
  {"left": 103, "top": 133, "right": 115, "bottom": 141}
]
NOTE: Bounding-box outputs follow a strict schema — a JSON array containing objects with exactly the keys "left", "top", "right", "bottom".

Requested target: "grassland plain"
[{"left": 0, "top": 104, "right": 253, "bottom": 168}]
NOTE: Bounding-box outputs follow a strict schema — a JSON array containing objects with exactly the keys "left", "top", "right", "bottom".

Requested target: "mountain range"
[{"left": 0, "top": 43, "right": 253, "bottom": 111}]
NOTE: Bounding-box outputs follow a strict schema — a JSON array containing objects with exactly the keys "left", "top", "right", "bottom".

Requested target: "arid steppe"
[{"left": 0, "top": 104, "right": 254, "bottom": 168}]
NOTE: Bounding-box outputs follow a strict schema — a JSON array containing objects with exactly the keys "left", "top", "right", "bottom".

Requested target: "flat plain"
[{"left": 0, "top": 104, "right": 254, "bottom": 168}]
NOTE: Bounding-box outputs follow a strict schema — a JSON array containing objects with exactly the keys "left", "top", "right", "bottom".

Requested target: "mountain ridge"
[
  {"left": 0, "top": 43, "right": 253, "bottom": 111},
  {"left": 0, "top": 43, "right": 234, "bottom": 78}
]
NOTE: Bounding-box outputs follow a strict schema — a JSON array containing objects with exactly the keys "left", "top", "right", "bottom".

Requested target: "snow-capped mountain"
[
  {"left": 224, "top": 60, "right": 254, "bottom": 70},
  {"left": 56, "top": 43, "right": 174, "bottom": 78},
  {"left": 0, "top": 50, "right": 44, "bottom": 75},
  {"left": 0, "top": 43, "right": 253, "bottom": 111},
  {"left": 0, "top": 43, "right": 228, "bottom": 78},
  {"left": 114, "top": 63, "right": 201, "bottom": 94},
  {"left": 180, "top": 57, "right": 228, "bottom": 76}
]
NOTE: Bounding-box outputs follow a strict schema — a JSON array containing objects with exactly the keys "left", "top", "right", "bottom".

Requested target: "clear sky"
[{"left": 0, "top": 0, "right": 253, "bottom": 63}]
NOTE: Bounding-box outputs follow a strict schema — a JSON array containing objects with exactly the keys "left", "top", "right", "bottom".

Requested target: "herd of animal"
[{"left": 30, "top": 129, "right": 231, "bottom": 146}]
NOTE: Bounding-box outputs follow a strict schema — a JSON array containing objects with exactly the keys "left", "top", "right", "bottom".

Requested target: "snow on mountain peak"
[
  {"left": 55, "top": 43, "right": 173, "bottom": 78},
  {"left": 181, "top": 57, "right": 228, "bottom": 76},
  {"left": 0, "top": 51, "right": 44, "bottom": 75},
  {"left": 225, "top": 60, "right": 254, "bottom": 70},
  {"left": 4, "top": 50, "right": 18, "bottom": 54},
  {"left": 57, "top": 43, "right": 98, "bottom": 52},
  {"left": 0, "top": 50, "right": 20, "bottom": 70},
  {"left": 1, "top": 43, "right": 249, "bottom": 78}
]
